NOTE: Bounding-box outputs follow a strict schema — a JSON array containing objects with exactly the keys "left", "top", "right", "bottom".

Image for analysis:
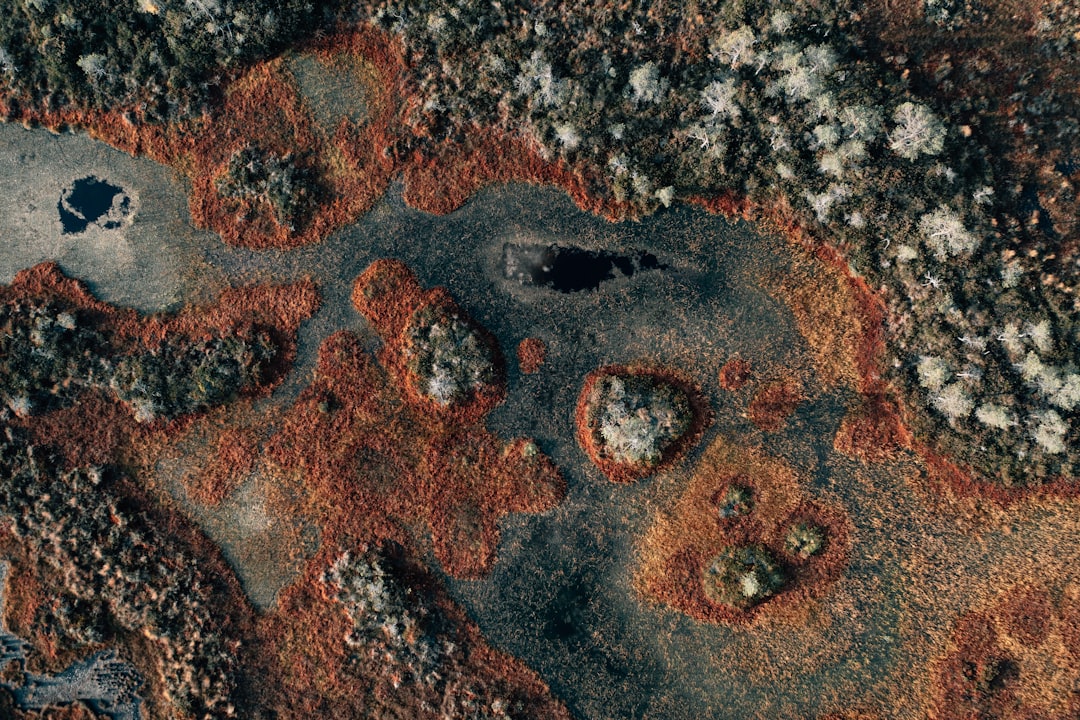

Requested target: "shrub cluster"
[
  {"left": 586, "top": 373, "right": 692, "bottom": 467},
  {"left": 110, "top": 330, "right": 277, "bottom": 422},
  {"left": 215, "top": 145, "right": 319, "bottom": 231},
  {"left": 322, "top": 546, "right": 519, "bottom": 718},
  {"left": 0, "top": 299, "right": 107, "bottom": 416},
  {"left": 0, "top": 0, "right": 339, "bottom": 120},
  {"left": 702, "top": 544, "right": 786, "bottom": 610},
  {"left": 403, "top": 303, "right": 499, "bottom": 407},
  {"left": 0, "top": 298, "right": 278, "bottom": 423},
  {"left": 0, "top": 425, "right": 243, "bottom": 717}
]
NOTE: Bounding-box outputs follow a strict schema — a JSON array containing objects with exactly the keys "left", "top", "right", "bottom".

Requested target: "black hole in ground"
[
  {"left": 58, "top": 176, "right": 129, "bottom": 234},
  {"left": 503, "top": 243, "right": 667, "bottom": 293}
]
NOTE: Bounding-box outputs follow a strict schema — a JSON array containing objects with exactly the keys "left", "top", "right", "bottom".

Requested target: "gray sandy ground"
[{"left": 0, "top": 123, "right": 225, "bottom": 312}]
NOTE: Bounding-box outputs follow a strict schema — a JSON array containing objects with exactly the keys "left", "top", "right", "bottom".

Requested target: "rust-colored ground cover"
[
  {"left": 351, "top": 258, "right": 507, "bottom": 425},
  {"left": 931, "top": 584, "right": 1080, "bottom": 720},
  {"left": 182, "top": 425, "right": 261, "bottom": 506},
  {"left": 747, "top": 379, "right": 804, "bottom": 432},
  {"left": 718, "top": 356, "right": 752, "bottom": 391},
  {"left": 637, "top": 435, "right": 851, "bottom": 626},
  {"left": 517, "top": 337, "right": 547, "bottom": 375},
  {"left": 256, "top": 540, "right": 574, "bottom": 720},
  {"left": 0, "top": 23, "right": 626, "bottom": 249},
  {"left": 261, "top": 259, "right": 565, "bottom": 579}
]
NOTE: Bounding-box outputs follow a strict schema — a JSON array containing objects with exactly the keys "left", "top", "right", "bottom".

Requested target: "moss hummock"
[{"left": 702, "top": 545, "right": 787, "bottom": 610}]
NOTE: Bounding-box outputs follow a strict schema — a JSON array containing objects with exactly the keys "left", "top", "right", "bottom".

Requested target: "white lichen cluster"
[
  {"left": 322, "top": 550, "right": 441, "bottom": 688},
  {"left": 918, "top": 206, "right": 980, "bottom": 259},
  {"left": 589, "top": 373, "right": 692, "bottom": 466},
  {"left": 515, "top": 50, "right": 569, "bottom": 108},
  {"left": 888, "top": 101, "right": 947, "bottom": 161},
  {"left": 628, "top": 61, "right": 667, "bottom": 104},
  {"left": 405, "top": 305, "right": 498, "bottom": 406}
]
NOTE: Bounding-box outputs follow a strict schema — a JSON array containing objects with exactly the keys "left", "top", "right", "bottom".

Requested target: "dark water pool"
[{"left": 58, "top": 176, "right": 130, "bottom": 234}]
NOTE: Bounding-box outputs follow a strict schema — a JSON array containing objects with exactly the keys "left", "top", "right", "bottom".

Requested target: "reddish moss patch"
[
  {"left": 637, "top": 436, "right": 851, "bottom": 626},
  {"left": 400, "top": 127, "right": 633, "bottom": 221},
  {"left": 913, "top": 441, "right": 1080, "bottom": 511},
  {"left": 517, "top": 337, "right": 546, "bottom": 375},
  {"left": 575, "top": 365, "right": 712, "bottom": 483},
  {"left": 183, "top": 425, "right": 260, "bottom": 506},
  {"left": 180, "top": 27, "right": 406, "bottom": 249},
  {"left": 270, "top": 260, "right": 563, "bottom": 578},
  {"left": 931, "top": 586, "right": 1080, "bottom": 720},
  {"left": 0, "top": 259, "right": 569, "bottom": 718},
  {"left": 0, "top": 24, "right": 618, "bottom": 248},
  {"left": 0, "top": 26, "right": 405, "bottom": 251},
  {"left": 352, "top": 259, "right": 506, "bottom": 426},
  {"left": 718, "top": 357, "right": 752, "bottom": 391},
  {"left": 833, "top": 394, "right": 911, "bottom": 464},
  {"left": 264, "top": 329, "right": 559, "bottom": 578},
  {"left": 747, "top": 380, "right": 804, "bottom": 432}
]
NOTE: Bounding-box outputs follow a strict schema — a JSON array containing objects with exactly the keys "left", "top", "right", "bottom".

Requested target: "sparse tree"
[{"left": 888, "top": 101, "right": 946, "bottom": 160}]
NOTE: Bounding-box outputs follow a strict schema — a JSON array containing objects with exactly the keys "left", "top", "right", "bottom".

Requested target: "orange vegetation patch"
[
  {"left": 575, "top": 365, "right": 713, "bottom": 483},
  {"left": 718, "top": 356, "right": 752, "bottom": 391},
  {"left": 911, "top": 444, "right": 1080, "bottom": 511},
  {"left": 182, "top": 425, "right": 260, "bottom": 506},
  {"left": 400, "top": 127, "right": 634, "bottom": 221},
  {"left": 3, "top": 262, "right": 318, "bottom": 466},
  {"left": 833, "top": 393, "right": 912, "bottom": 464},
  {"left": 257, "top": 541, "right": 574, "bottom": 720},
  {"left": 747, "top": 379, "right": 804, "bottom": 432},
  {"left": 1, "top": 22, "right": 629, "bottom": 248},
  {"left": 185, "top": 27, "right": 403, "bottom": 249},
  {"left": 517, "top": 337, "right": 546, "bottom": 375},
  {"left": 931, "top": 584, "right": 1080, "bottom": 720},
  {"left": 637, "top": 435, "right": 851, "bottom": 626},
  {"left": 351, "top": 258, "right": 506, "bottom": 426},
  {"left": 268, "top": 260, "right": 564, "bottom": 578}
]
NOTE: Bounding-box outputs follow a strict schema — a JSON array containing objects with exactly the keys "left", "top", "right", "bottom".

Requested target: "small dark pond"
[
  {"left": 502, "top": 243, "right": 665, "bottom": 293},
  {"left": 58, "top": 176, "right": 130, "bottom": 234}
]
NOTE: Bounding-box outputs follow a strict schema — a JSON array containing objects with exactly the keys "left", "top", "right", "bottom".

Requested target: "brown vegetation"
[
  {"left": 637, "top": 435, "right": 851, "bottom": 626},
  {"left": 747, "top": 380, "right": 804, "bottom": 432},
  {"left": 182, "top": 425, "right": 260, "bottom": 506},
  {"left": 256, "top": 541, "right": 573, "bottom": 720},
  {"left": 718, "top": 357, "right": 752, "bottom": 391},
  {"left": 0, "top": 260, "right": 572, "bottom": 718},
  {"left": 517, "top": 337, "right": 547, "bottom": 375},
  {"left": 351, "top": 258, "right": 506, "bottom": 425}
]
